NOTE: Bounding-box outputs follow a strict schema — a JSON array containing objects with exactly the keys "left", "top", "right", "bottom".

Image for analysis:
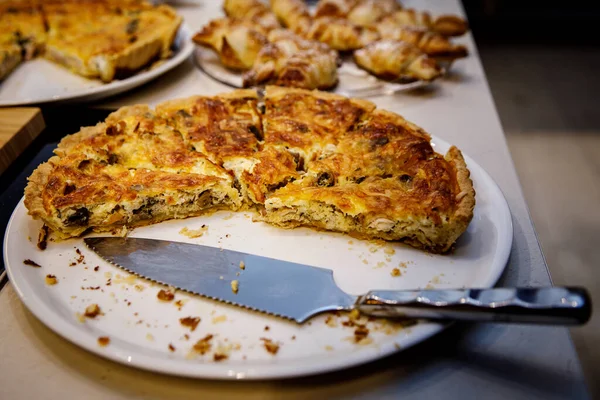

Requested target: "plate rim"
[
  {"left": 0, "top": 24, "right": 194, "bottom": 107},
  {"left": 4, "top": 136, "right": 513, "bottom": 380}
]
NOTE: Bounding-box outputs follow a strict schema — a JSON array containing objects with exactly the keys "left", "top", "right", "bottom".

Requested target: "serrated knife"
[{"left": 84, "top": 237, "right": 591, "bottom": 325}]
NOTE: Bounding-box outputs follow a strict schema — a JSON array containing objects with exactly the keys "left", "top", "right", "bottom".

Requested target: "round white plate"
[
  {"left": 4, "top": 136, "right": 512, "bottom": 380},
  {"left": 194, "top": 48, "right": 447, "bottom": 98},
  {"left": 0, "top": 25, "right": 194, "bottom": 107}
]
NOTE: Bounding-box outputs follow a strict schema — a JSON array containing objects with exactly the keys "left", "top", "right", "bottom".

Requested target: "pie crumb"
[
  {"left": 325, "top": 345, "right": 334, "bottom": 351},
  {"left": 391, "top": 268, "right": 401, "bottom": 277},
  {"left": 168, "top": 343, "right": 176, "bottom": 352},
  {"left": 239, "top": 261, "right": 245, "bottom": 270},
  {"left": 45, "top": 274, "right": 58, "bottom": 285},
  {"left": 179, "top": 316, "right": 200, "bottom": 331},
  {"left": 260, "top": 338, "right": 280, "bottom": 355},
  {"left": 212, "top": 315, "right": 227, "bottom": 324},
  {"left": 157, "top": 289, "right": 175, "bottom": 301},
  {"left": 179, "top": 225, "right": 208, "bottom": 238},
  {"left": 231, "top": 280, "right": 239, "bottom": 294},
  {"left": 193, "top": 334, "right": 213, "bottom": 355},
  {"left": 98, "top": 336, "right": 110, "bottom": 347},
  {"left": 84, "top": 304, "right": 101, "bottom": 318}
]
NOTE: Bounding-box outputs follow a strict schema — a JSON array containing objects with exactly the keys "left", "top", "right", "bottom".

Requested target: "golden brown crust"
[
  {"left": 304, "top": 17, "right": 380, "bottom": 51},
  {"left": 1, "top": 0, "right": 183, "bottom": 82},
  {"left": 242, "top": 30, "right": 339, "bottom": 90},
  {"left": 375, "top": 25, "right": 468, "bottom": 60},
  {"left": 353, "top": 40, "right": 443, "bottom": 82},
  {"left": 24, "top": 87, "right": 475, "bottom": 252},
  {"left": 193, "top": 18, "right": 269, "bottom": 71}
]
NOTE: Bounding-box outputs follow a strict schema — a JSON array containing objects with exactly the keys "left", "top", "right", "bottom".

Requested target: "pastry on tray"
[
  {"left": 25, "top": 86, "right": 475, "bottom": 253},
  {"left": 303, "top": 17, "right": 380, "bottom": 51},
  {"left": 375, "top": 25, "right": 468, "bottom": 61},
  {"left": 193, "top": 17, "right": 269, "bottom": 70},
  {"left": 354, "top": 40, "right": 443, "bottom": 82},
  {"left": 242, "top": 30, "right": 339, "bottom": 90},
  {"left": 223, "top": 0, "right": 281, "bottom": 31},
  {"left": 270, "top": 0, "right": 312, "bottom": 34}
]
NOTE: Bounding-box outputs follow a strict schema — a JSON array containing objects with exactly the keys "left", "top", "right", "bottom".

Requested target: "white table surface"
[{"left": 0, "top": 1, "right": 590, "bottom": 398}]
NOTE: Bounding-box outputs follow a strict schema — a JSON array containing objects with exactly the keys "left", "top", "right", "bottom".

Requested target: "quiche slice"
[
  {"left": 43, "top": 0, "right": 182, "bottom": 82},
  {"left": 354, "top": 40, "right": 443, "bottom": 82},
  {"left": 262, "top": 85, "right": 375, "bottom": 161},
  {"left": 242, "top": 30, "right": 339, "bottom": 90},
  {"left": 193, "top": 17, "right": 269, "bottom": 71},
  {"left": 0, "top": 2, "right": 47, "bottom": 60},
  {"left": 0, "top": 43, "right": 22, "bottom": 81},
  {"left": 262, "top": 106, "right": 475, "bottom": 253},
  {"left": 25, "top": 105, "right": 241, "bottom": 239},
  {"left": 156, "top": 90, "right": 298, "bottom": 205}
]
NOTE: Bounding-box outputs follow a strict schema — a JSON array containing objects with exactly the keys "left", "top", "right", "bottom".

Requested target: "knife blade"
[{"left": 84, "top": 237, "right": 591, "bottom": 325}]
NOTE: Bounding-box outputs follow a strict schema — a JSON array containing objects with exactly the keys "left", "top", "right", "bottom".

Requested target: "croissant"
[
  {"left": 376, "top": 25, "right": 467, "bottom": 60},
  {"left": 314, "top": 0, "right": 359, "bottom": 18},
  {"left": 270, "top": 0, "right": 312, "bottom": 35},
  {"left": 346, "top": 0, "right": 402, "bottom": 27},
  {"left": 193, "top": 18, "right": 269, "bottom": 71},
  {"left": 304, "top": 17, "right": 380, "bottom": 51},
  {"left": 354, "top": 39, "right": 443, "bottom": 82},
  {"left": 381, "top": 9, "right": 468, "bottom": 37},
  {"left": 243, "top": 30, "right": 338, "bottom": 90},
  {"left": 223, "top": 0, "right": 281, "bottom": 31}
]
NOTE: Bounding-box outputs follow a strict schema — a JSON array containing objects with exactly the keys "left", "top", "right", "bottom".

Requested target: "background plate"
[
  {"left": 194, "top": 47, "right": 446, "bottom": 98},
  {"left": 4, "top": 136, "right": 512, "bottom": 380},
  {"left": 0, "top": 25, "right": 194, "bottom": 107}
]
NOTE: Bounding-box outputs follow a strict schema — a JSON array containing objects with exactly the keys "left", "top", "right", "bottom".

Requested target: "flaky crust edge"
[{"left": 445, "top": 145, "right": 476, "bottom": 250}]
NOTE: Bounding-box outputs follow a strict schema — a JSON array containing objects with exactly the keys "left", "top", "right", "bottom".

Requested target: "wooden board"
[{"left": 0, "top": 108, "right": 45, "bottom": 175}]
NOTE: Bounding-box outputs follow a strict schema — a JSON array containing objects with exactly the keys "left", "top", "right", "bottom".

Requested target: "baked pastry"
[
  {"left": 304, "top": 17, "right": 379, "bottom": 51},
  {"left": 0, "top": 43, "right": 21, "bottom": 81},
  {"left": 354, "top": 40, "right": 443, "bottom": 82},
  {"left": 0, "top": 2, "right": 46, "bottom": 60},
  {"left": 261, "top": 87, "right": 474, "bottom": 252},
  {"left": 193, "top": 18, "right": 269, "bottom": 71},
  {"left": 314, "top": 0, "right": 359, "bottom": 18},
  {"left": 25, "top": 86, "right": 475, "bottom": 253},
  {"left": 270, "top": 0, "right": 312, "bottom": 35},
  {"left": 223, "top": 0, "right": 281, "bottom": 31},
  {"left": 376, "top": 25, "right": 467, "bottom": 60},
  {"left": 380, "top": 9, "right": 468, "bottom": 37},
  {"left": 346, "top": 0, "right": 401, "bottom": 27},
  {"left": 243, "top": 30, "right": 339, "bottom": 90},
  {"left": 43, "top": 0, "right": 182, "bottom": 82}
]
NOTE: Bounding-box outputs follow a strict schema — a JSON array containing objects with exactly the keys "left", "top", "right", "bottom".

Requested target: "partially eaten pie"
[{"left": 25, "top": 87, "right": 475, "bottom": 253}]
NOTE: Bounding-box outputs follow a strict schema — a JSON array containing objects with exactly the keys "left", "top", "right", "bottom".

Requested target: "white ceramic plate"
[
  {"left": 194, "top": 48, "right": 449, "bottom": 98},
  {"left": 4, "top": 136, "right": 512, "bottom": 380},
  {"left": 0, "top": 25, "right": 194, "bottom": 107}
]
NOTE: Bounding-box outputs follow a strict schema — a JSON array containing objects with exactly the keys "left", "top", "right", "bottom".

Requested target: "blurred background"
[{"left": 463, "top": 0, "right": 600, "bottom": 397}]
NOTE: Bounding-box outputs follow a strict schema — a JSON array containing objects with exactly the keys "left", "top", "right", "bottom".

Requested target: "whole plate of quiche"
[
  {"left": 0, "top": 0, "right": 193, "bottom": 106},
  {"left": 193, "top": 0, "right": 470, "bottom": 96},
  {"left": 4, "top": 87, "right": 513, "bottom": 379}
]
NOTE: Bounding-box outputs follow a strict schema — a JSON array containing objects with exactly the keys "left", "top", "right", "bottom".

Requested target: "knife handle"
[{"left": 354, "top": 287, "right": 591, "bottom": 325}]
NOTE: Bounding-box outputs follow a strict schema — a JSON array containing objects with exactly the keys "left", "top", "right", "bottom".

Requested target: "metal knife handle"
[{"left": 354, "top": 287, "right": 591, "bottom": 325}]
